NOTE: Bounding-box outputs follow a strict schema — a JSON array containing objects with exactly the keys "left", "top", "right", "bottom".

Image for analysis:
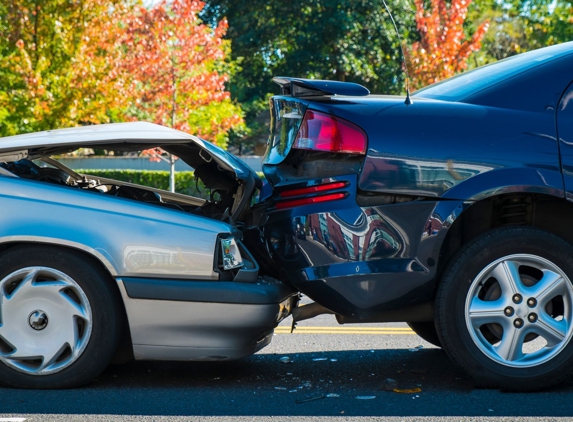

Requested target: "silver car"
[{"left": 0, "top": 122, "right": 297, "bottom": 389}]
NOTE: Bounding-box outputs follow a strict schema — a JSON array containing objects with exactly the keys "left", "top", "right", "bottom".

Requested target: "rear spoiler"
[{"left": 272, "top": 77, "right": 370, "bottom": 97}]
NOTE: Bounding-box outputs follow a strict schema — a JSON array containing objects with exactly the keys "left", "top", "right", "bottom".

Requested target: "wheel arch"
[
  {"left": 437, "top": 192, "right": 573, "bottom": 280},
  {"left": 0, "top": 236, "right": 118, "bottom": 276}
]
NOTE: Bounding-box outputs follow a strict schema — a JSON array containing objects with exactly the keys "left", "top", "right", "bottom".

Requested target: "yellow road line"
[{"left": 274, "top": 326, "right": 416, "bottom": 335}]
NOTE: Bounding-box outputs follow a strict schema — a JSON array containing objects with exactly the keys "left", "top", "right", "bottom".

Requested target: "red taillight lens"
[
  {"left": 275, "top": 193, "right": 346, "bottom": 210},
  {"left": 279, "top": 181, "right": 347, "bottom": 198},
  {"left": 293, "top": 110, "right": 367, "bottom": 154}
]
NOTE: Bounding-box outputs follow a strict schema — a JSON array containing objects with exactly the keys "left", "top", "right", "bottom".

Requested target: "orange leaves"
[
  {"left": 406, "top": 0, "right": 489, "bottom": 90},
  {"left": 115, "top": 0, "right": 242, "bottom": 147},
  {"left": 1, "top": 0, "right": 241, "bottom": 144}
]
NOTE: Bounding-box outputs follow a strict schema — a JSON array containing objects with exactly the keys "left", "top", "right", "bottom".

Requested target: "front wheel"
[
  {"left": 436, "top": 227, "right": 573, "bottom": 391},
  {"left": 0, "top": 246, "right": 124, "bottom": 388}
]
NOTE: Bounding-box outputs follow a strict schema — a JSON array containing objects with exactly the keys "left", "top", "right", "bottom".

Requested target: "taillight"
[
  {"left": 293, "top": 110, "right": 367, "bottom": 154},
  {"left": 279, "top": 181, "right": 347, "bottom": 198},
  {"left": 275, "top": 193, "right": 347, "bottom": 210}
]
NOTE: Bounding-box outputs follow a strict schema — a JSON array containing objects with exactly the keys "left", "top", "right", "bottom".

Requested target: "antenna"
[{"left": 381, "top": 0, "right": 413, "bottom": 105}]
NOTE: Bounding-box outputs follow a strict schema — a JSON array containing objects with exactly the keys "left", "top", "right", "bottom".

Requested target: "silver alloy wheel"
[
  {"left": 465, "top": 254, "right": 573, "bottom": 368},
  {"left": 0, "top": 267, "right": 92, "bottom": 375}
]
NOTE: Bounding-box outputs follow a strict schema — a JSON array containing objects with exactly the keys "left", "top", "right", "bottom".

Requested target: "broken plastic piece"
[
  {"left": 355, "top": 396, "right": 376, "bottom": 400},
  {"left": 381, "top": 378, "right": 398, "bottom": 391},
  {"left": 279, "top": 356, "right": 291, "bottom": 364},
  {"left": 393, "top": 388, "right": 422, "bottom": 394},
  {"left": 296, "top": 395, "right": 326, "bottom": 404}
]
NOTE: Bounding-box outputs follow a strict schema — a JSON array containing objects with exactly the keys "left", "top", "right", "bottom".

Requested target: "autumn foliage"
[
  {"left": 0, "top": 0, "right": 243, "bottom": 147},
  {"left": 118, "top": 0, "right": 242, "bottom": 145},
  {"left": 406, "top": 0, "right": 489, "bottom": 90}
]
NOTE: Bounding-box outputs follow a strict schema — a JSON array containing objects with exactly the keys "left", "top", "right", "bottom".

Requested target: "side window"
[{"left": 466, "top": 59, "right": 573, "bottom": 113}]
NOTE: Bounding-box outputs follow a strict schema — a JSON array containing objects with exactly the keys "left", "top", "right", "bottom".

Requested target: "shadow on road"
[{"left": 0, "top": 348, "right": 572, "bottom": 417}]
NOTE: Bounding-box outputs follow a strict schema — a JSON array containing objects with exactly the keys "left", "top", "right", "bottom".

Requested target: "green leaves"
[
  {"left": 0, "top": 0, "right": 243, "bottom": 149},
  {"left": 78, "top": 169, "right": 207, "bottom": 197}
]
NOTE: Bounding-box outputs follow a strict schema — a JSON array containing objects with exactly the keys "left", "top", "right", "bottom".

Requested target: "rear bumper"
[
  {"left": 117, "top": 277, "right": 297, "bottom": 361},
  {"left": 250, "top": 188, "right": 467, "bottom": 319}
]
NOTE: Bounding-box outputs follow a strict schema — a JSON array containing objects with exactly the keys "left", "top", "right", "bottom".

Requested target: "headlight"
[{"left": 221, "top": 237, "right": 244, "bottom": 270}]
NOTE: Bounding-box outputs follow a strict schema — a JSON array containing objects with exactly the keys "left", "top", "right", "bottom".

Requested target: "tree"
[
  {"left": 467, "top": 0, "right": 573, "bottom": 66},
  {"left": 405, "top": 0, "right": 489, "bottom": 89},
  {"left": 202, "top": 0, "right": 416, "bottom": 149},
  {"left": 119, "top": 0, "right": 243, "bottom": 148},
  {"left": 0, "top": 0, "right": 130, "bottom": 137},
  {"left": 0, "top": 0, "right": 243, "bottom": 154}
]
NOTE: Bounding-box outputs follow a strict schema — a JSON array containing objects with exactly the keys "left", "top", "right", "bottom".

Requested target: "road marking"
[{"left": 275, "top": 326, "right": 416, "bottom": 335}]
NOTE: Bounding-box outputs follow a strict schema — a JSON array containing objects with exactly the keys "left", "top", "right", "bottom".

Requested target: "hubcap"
[
  {"left": 465, "top": 254, "right": 573, "bottom": 368},
  {"left": 28, "top": 310, "right": 48, "bottom": 330},
  {"left": 0, "top": 267, "right": 92, "bottom": 375}
]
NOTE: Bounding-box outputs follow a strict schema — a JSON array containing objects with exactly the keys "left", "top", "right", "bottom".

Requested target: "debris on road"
[
  {"left": 393, "top": 388, "right": 422, "bottom": 394},
  {"left": 326, "top": 393, "right": 340, "bottom": 398},
  {"left": 279, "top": 356, "right": 292, "bottom": 364},
  {"left": 355, "top": 396, "right": 376, "bottom": 400},
  {"left": 380, "top": 378, "right": 398, "bottom": 391},
  {"left": 296, "top": 395, "right": 326, "bottom": 404},
  {"left": 312, "top": 357, "right": 328, "bottom": 361},
  {"left": 408, "top": 345, "right": 424, "bottom": 352}
]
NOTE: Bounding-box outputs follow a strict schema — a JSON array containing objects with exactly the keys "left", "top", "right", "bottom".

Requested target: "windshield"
[{"left": 413, "top": 42, "right": 573, "bottom": 102}]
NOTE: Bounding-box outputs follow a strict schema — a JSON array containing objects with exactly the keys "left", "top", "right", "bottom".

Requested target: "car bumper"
[
  {"left": 253, "top": 193, "right": 466, "bottom": 319},
  {"left": 117, "top": 277, "right": 298, "bottom": 361}
]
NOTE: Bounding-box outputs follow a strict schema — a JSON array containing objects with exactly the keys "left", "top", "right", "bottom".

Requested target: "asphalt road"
[{"left": 0, "top": 307, "right": 573, "bottom": 421}]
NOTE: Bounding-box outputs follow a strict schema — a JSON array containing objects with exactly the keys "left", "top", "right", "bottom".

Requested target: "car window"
[{"left": 413, "top": 42, "right": 573, "bottom": 102}]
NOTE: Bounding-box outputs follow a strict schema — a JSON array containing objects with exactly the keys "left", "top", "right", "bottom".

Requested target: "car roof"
[
  {"left": 413, "top": 41, "right": 573, "bottom": 102},
  {"left": 0, "top": 122, "right": 198, "bottom": 153}
]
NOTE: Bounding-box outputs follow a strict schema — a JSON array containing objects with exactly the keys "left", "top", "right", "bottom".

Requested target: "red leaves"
[
  {"left": 1, "top": 0, "right": 241, "bottom": 144},
  {"left": 112, "top": 0, "right": 242, "bottom": 146},
  {"left": 406, "top": 0, "right": 489, "bottom": 90}
]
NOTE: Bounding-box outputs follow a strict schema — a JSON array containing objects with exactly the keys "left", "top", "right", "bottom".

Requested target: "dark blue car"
[{"left": 245, "top": 41, "right": 573, "bottom": 391}]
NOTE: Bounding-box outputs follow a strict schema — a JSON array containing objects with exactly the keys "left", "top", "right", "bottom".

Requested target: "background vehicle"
[
  {"left": 0, "top": 122, "right": 296, "bottom": 389},
  {"left": 245, "top": 41, "right": 573, "bottom": 391}
]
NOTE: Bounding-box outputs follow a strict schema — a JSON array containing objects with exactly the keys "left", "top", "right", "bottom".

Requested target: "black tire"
[
  {"left": 0, "top": 245, "right": 124, "bottom": 389},
  {"left": 407, "top": 322, "right": 442, "bottom": 348},
  {"left": 436, "top": 227, "right": 573, "bottom": 391}
]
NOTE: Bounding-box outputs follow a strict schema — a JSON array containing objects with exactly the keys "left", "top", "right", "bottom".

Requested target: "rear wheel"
[
  {"left": 0, "top": 246, "right": 123, "bottom": 388},
  {"left": 407, "top": 322, "right": 441, "bottom": 348},
  {"left": 436, "top": 227, "right": 573, "bottom": 391}
]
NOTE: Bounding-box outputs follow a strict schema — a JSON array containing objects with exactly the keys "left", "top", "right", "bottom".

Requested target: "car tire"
[
  {"left": 407, "top": 322, "right": 442, "bottom": 348},
  {"left": 436, "top": 227, "right": 573, "bottom": 391},
  {"left": 0, "top": 245, "right": 124, "bottom": 389}
]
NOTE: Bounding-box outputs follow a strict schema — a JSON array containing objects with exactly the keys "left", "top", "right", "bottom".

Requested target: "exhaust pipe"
[{"left": 290, "top": 302, "right": 334, "bottom": 332}]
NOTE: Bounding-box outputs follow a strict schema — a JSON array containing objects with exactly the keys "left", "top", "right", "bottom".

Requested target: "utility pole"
[{"left": 169, "top": 62, "right": 176, "bottom": 193}]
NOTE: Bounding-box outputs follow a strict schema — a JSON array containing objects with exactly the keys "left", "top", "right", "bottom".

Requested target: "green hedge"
[{"left": 77, "top": 170, "right": 207, "bottom": 198}]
